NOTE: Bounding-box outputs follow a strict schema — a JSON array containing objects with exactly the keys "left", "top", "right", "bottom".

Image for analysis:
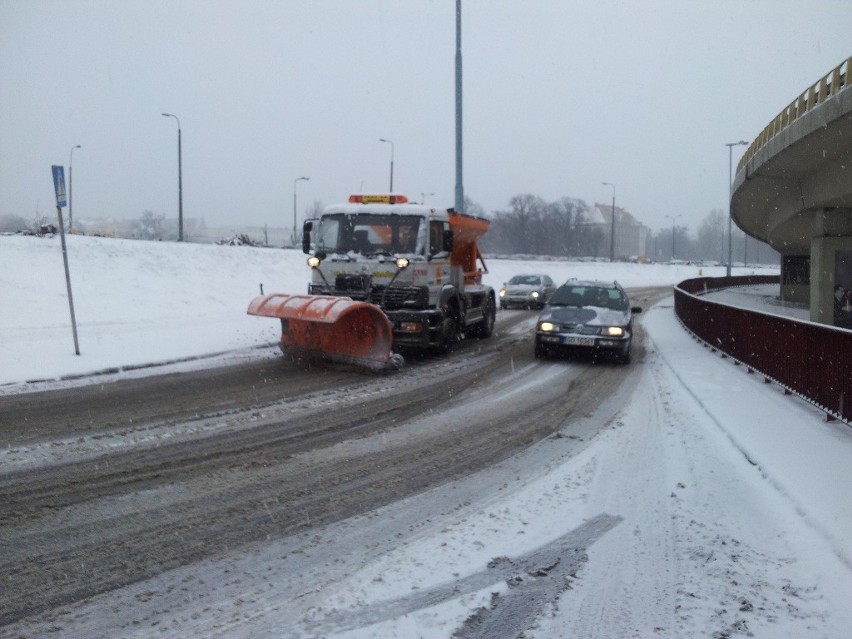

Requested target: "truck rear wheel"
[{"left": 471, "top": 297, "right": 495, "bottom": 338}]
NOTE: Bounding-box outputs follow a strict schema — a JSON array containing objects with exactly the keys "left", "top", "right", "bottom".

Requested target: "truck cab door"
[{"left": 429, "top": 220, "right": 452, "bottom": 258}]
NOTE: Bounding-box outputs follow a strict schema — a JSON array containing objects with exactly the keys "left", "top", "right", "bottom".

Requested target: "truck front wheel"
[{"left": 434, "top": 315, "right": 458, "bottom": 353}]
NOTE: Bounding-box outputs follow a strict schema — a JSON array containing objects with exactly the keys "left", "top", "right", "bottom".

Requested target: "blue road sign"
[{"left": 52, "top": 165, "right": 67, "bottom": 208}]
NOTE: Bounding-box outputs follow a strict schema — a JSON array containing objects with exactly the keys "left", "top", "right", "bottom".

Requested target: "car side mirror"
[{"left": 631, "top": 306, "right": 643, "bottom": 314}]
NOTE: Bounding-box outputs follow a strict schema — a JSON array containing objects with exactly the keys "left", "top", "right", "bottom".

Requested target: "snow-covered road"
[{"left": 1, "top": 235, "right": 850, "bottom": 638}]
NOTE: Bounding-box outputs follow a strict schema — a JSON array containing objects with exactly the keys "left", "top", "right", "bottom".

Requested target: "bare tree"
[
  {"left": 0, "top": 214, "right": 28, "bottom": 232},
  {"left": 305, "top": 200, "right": 325, "bottom": 221},
  {"left": 696, "top": 208, "right": 726, "bottom": 262},
  {"left": 132, "top": 210, "right": 166, "bottom": 240}
]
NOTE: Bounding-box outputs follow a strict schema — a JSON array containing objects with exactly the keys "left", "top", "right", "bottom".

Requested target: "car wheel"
[{"left": 500, "top": 302, "right": 506, "bottom": 310}]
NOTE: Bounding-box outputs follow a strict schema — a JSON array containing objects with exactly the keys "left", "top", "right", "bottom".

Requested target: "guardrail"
[
  {"left": 737, "top": 56, "right": 851, "bottom": 174},
  {"left": 674, "top": 275, "right": 852, "bottom": 425}
]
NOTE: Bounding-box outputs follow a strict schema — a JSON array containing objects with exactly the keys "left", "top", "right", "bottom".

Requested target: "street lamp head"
[{"left": 72, "top": 144, "right": 81, "bottom": 150}]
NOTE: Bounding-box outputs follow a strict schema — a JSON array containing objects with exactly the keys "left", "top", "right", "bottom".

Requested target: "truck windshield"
[{"left": 315, "top": 213, "right": 423, "bottom": 255}]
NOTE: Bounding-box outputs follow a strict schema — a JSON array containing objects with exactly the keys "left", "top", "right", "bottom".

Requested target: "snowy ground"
[
  {"left": 0, "top": 234, "right": 762, "bottom": 388},
  {"left": 2, "top": 234, "right": 851, "bottom": 638}
]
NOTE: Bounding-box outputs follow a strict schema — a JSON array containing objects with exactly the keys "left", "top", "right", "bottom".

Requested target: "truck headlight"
[
  {"left": 307, "top": 255, "right": 322, "bottom": 268},
  {"left": 395, "top": 256, "right": 410, "bottom": 270}
]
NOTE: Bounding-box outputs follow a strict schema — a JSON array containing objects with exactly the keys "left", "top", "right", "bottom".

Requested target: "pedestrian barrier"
[{"left": 674, "top": 275, "right": 852, "bottom": 425}]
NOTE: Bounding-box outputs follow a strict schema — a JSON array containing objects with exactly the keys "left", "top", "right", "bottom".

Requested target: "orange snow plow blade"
[{"left": 247, "top": 294, "right": 396, "bottom": 370}]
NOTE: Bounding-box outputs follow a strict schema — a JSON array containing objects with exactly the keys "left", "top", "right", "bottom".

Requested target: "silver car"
[{"left": 499, "top": 274, "right": 556, "bottom": 310}]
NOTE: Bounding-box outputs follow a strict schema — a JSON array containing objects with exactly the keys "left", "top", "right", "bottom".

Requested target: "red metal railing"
[{"left": 674, "top": 276, "right": 852, "bottom": 424}]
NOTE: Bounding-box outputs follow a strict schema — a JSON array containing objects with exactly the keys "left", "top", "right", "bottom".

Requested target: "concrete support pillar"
[{"left": 810, "top": 208, "right": 852, "bottom": 324}]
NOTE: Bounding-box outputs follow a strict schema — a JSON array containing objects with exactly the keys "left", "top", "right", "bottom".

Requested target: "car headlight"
[
  {"left": 499, "top": 288, "right": 507, "bottom": 297},
  {"left": 530, "top": 291, "right": 540, "bottom": 299},
  {"left": 539, "top": 321, "right": 556, "bottom": 332},
  {"left": 605, "top": 326, "right": 625, "bottom": 337}
]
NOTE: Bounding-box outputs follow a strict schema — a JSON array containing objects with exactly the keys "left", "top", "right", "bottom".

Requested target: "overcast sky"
[{"left": 1, "top": 1, "right": 848, "bottom": 234}]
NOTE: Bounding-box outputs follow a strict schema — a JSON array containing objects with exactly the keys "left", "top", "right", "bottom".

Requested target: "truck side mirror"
[
  {"left": 302, "top": 221, "right": 313, "bottom": 254},
  {"left": 443, "top": 229, "right": 454, "bottom": 253}
]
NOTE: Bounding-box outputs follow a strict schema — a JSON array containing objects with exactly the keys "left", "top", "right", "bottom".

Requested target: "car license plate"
[{"left": 564, "top": 335, "right": 594, "bottom": 347}]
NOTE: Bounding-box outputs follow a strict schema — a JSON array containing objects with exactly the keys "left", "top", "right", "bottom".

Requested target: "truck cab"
[{"left": 303, "top": 194, "right": 495, "bottom": 350}]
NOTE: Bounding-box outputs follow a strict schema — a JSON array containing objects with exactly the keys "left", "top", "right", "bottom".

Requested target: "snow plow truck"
[{"left": 247, "top": 194, "right": 497, "bottom": 370}]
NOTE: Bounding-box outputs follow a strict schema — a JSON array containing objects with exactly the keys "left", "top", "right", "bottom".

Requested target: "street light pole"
[
  {"left": 379, "top": 138, "right": 394, "bottom": 192},
  {"left": 293, "top": 176, "right": 309, "bottom": 245},
  {"left": 454, "top": 0, "right": 464, "bottom": 214},
  {"left": 162, "top": 113, "right": 183, "bottom": 241},
  {"left": 602, "top": 182, "right": 615, "bottom": 262},
  {"left": 69, "top": 145, "right": 81, "bottom": 232},
  {"left": 665, "top": 214, "right": 682, "bottom": 259},
  {"left": 725, "top": 140, "right": 748, "bottom": 276}
]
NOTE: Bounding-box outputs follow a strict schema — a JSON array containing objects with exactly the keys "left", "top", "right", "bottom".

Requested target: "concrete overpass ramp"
[{"left": 731, "top": 56, "right": 852, "bottom": 326}]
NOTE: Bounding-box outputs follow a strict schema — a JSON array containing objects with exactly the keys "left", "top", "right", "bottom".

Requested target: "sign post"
[{"left": 52, "top": 165, "right": 81, "bottom": 355}]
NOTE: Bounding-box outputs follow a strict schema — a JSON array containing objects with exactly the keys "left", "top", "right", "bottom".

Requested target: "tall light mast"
[{"left": 454, "top": 0, "right": 463, "bottom": 213}]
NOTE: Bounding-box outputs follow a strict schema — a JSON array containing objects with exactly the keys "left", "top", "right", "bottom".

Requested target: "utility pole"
[
  {"left": 162, "top": 113, "right": 184, "bottom": 241},
  {"left": 454, "top": 0, "right": 463, "bottom": 213},
  {"left": 602, "top": 182, "right": 615, "bottom": 261},
  {"left": 725, "top": 140, "right": 748, "bottom": 276},
  {"left": 69, "top": 145, "right": 81, "bottom": 231}
]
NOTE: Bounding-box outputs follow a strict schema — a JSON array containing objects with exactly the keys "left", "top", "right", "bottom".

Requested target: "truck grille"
[
  {"left": 368, "top": 285, "right": 423, "bottom": 310},
  {"left": 335, "top": 273, "right": 371, "bottom": 293}
]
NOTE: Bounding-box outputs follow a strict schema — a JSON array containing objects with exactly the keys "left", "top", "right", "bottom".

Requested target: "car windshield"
[
  {"left": 508, "top": 275, "right": 541, "bottom": 285},
  {"left": 548, "top": 285, "right": 627, "bottom": 310},
  {"left": 314, "top": 213, "right": 423, "bottom": 255}
]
